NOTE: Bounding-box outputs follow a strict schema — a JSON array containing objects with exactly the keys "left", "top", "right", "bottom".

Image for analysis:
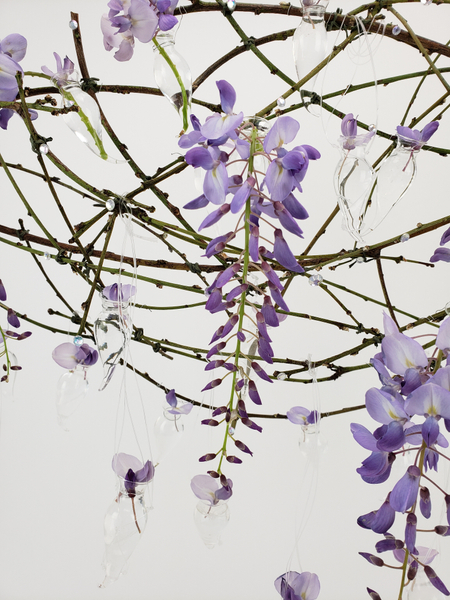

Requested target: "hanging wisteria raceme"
[
  {"left": 353, "top": 313, "right": 450, "bottom": 599},
  {"left": 179, "top": 80, "right": 320, "bottom": 498}
]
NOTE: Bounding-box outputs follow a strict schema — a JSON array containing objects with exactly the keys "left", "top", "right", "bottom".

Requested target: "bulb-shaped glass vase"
[
  {"left": 94, "top": 295, "right": 132, "bottom": 391},
  {"left": 194, "top": 499, "right": 230, "bottom": 549},
  {"left": 153, "top": 408, "right": 185, "bottom": 463},
  {"left": 153, "top": 32, "right": 192, "bottom": 131},
  {"left": 100, "top": 479, "right": 149, "bottom": 588},
  {"left": 367, "top": 137, "right": 419, "bottom": 233},
  {"left": 55, "top": 364, "right": 89, "bottom": 431},
  {"left": 293, "top": 1, "right": 329, "bottom": 108},
  {"left": 334, "top": 140, "right": 376, "bottom": 244},
  {"left": 52, "top": 71, "right": 122, "bottom": 163}
]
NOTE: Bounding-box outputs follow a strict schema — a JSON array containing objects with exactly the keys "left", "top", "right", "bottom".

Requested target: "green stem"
[
  {"left": 60, "top": 89, "right": 108, "bottom": 160},
  {"left": 152, "top": 36, "right": 189, "bottom": 131}
]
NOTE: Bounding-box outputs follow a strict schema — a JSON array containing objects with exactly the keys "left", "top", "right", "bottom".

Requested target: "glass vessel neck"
[
  {"left": 100, "top": 296, "right": 130, "bottom": 311},
  {"left": 154, "top": 31, "right": 175, "bottom": 48},
  {"left": 302, "top": 5, "right": 327, "bottom": 21}
]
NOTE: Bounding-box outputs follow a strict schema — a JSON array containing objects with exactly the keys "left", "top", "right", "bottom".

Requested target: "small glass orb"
[
  {"left": 105, "top": 198, "right": 115, "bottom": 211},
  {"left": 309, "top": 273, "right": 323, "bottom": 286},
  {"left": 39, "top": 143, "right": 49, "bottom": 155},
  {"left": 43, "top": 251, "right": 51, "bottom": 260},
  {"left": 277, "top": 97, "right": 286, "bottom": 108},
  {"left": 162, "top": 232, "right": 168, "bottom": 239},
  {"left": 400, "top": 233, "right": 410, "bottom": 243},
  {"left": 66, "top": 100, "right": 74, "bottom": 107},
  {"left": 73, "top": 335, "right": 83, "bottom": 346},
  {"left": 445, "top": 302, "right": 450, "bottom": 315},
  {"left": 368, "top": 124, "right": 376, "bottom": 131},
  {"left": 356, "top": 256, "right": 364, "bottom": 264},
  {"left": 277, "top": 373, "right": 287, "bottom": 381},
  {"left": 228, "top": 426, "right": 235, "bottom": 435},
  {"left": 392, "top": 25, "right": 401, "bottom": 36},
  {"left": 227, "top": 0, "right": 236, "bottom": 10},
  {"left": 69, "top": 20, "right": 78, "bottom": 30}
]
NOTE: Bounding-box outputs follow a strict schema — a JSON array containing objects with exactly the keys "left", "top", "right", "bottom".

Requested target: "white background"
[{"left": 1, "top": 1, "right": 450, "bottom": 599}]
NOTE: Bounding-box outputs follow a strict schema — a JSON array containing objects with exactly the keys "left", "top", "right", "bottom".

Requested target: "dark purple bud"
[
  {"left": 420, "top": 487, "right": 431, "bottom": 519},
  {"left": 241, "top": 417, "right": 263, "bottom": 433},
  {"left": 199, "top": 453, "right": 217, "bottom": 462},
  {"left": 261, "top": 295, "right": 279, "bottom": 328},
  {"left": 251, "top": 361, "right": 273, "bottom": 383},
  {"left": 0, "top": 279, "right": 6, "bottom": 301},
  {"left": 221, "top": 314, "right": 239, "bottom": 337},
  {"left": 237, "top": 331, "right": 246, "bottom": 342},
  {"left": 205, "top": 360, "right": 225, "bottom": 371},
  {"left": 367, "top": 588, "right": 382, "bottom": 600},
  {"left": 212, "top": 406, "right": 228, "bottom": 417},
  {"left": 201, "top": 418, "right": 220, "bottom": 426},
  {"left": 261, "top": 261, "right": 283, "bottom": 291},
  {"left": 215, "top": 478, "right": 233, "bottom": 501},
  {"left": 235, "top": 379, "right": 245, "bottom": 391},
  {"left": 215, "top": 263, "right": 241, "bottom": 289},
  {"left": 219, "top": 474, "right": 228, "bottom": 487},
  {"left": 407, "top": 561, "right": 418, "bottom": 581},
  {"left": 10, "top": 365, "right": 22, "bottom": 371},
  {"left": 248, "top": 380, "right": 262, "bottom": 405},
  {"left": 207, "top": 470, "right": 220, "bottom": 478},
  {"left": 210, "top": 326, "right": 225, "bottom": 344},
  {"left": 198, "top": 203, "right": 230, "bottom": 231},
  {"left": 256, "top": 311, "right": 272, "bottom": 342},
  {"left": 405, "top": 513, "right": 417, "bottom": 552},
  {"left": 226, "top": 455, "right": 242, "bottom": 464},
  {"left": 235, "top": 440, "right": 253, "bottom": 456},
  {"left": 440, "top": 226, "right": 450, "bottom": 246},
  {"left": 424, "top": 566, "right": 450, "bottom": 596},
  {"left": 268, "top": 281, "right": 290, "bottom": 312},
  {"left": 16, "top": 331, "right": 32, "bottom": 340},
  {"left": 206, "top": 342, "right": 226, "bottom": 360},
  {"left": 375, "top": 537, "right": 403, "bottom": 553},
  {"left": 359, "top": 553, "right": 384, "bottom": 567},
  {"left": 7, "top": 308, "right": 20, "bottom": 328},
  {"left": 206, "top": 289, "right": 224, "bottom": 313},
  {"left": 203, "top": 232, "right": 235, "bottom": 258},
  {"left": 226, "top": 284, "right": 248, "bottom": 302},
  {"left": 222, "top": 363, "right": 237, "bottom": 372},
  {"left": 201, "top": 379, "right": 222, "bottom": 392},
  {"left": 434, "top": 525, "right": 450, "bottom": 536},
  {"left": 237, "top": 400, "right": 248, "bottom": 418},
  {"left": 165, "top": 389, "right": 178, "bottom": 408},
  {"left": 258, "top": 336, "right": 274, "bottom": 364}
]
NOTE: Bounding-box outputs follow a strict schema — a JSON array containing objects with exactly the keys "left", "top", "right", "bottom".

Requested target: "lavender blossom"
[
  {"left": 52, "top": 342, "right": 98, "bottom": 370},
  {"left": 396, "top": 121, "right": 439, "bottom": 151},
  {"left": 274, "top": 571, "right": 320, "bottom": 600},
  {"left": 165, "top": 388, "right": 193, "bottom": 415},
  {"left": 41, "top": 53, "right": 75, "bottom": 86},
  {"left": 102, "top": 283, "right": 137, "bottom": 302},
  {"left": 190, "top": 474, "right": 233, "bottom": 505},
  {"left": 340, "top": 113, "right": 375, "bottom": 151},
  {"left": 112, "top": 452, "right": 154, "bottom": 495}
]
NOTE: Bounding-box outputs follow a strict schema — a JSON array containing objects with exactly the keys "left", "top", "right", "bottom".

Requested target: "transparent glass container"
[
  {"left": 153, "top": 407, "right": 185, "bottom": 464},
  {"left": 52, "top": 71, "right": 121, "bottom": 163},
  {"left": 55, "top": 364, "right": 89, "bottom": 431},
  {"left": 100, "top": 479, "right": 149, "bottom": 588},
  {"left": 94, "top": 295, "right": 132, "bottom": 391},
  {"left": 334, "top": 143, "right": 376, "bottom": 243},
  {"left": 193, "top": 499, "right": 230, "bottom": 549},
  {"left": 368, "top": 139, "right": 418, "bottom": 233},
  {"left": 293, "top": 2, "right": 329, "bottom": 103},
  {"left": 153, "top": 32, "right": 192, "bottom": 128}
]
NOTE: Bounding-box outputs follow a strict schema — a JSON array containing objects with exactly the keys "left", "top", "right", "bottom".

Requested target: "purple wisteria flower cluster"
[
  {"left": 179, "top": 80, "right": 319, "bottom": 496},
  {"left": 0, "top": 278, "right": 32, "bottom": 382},
  {"left": 101, "top": 0, "right": 178, "bottom": 61},
  {"left": 52, "top": 342, "right": 98, "bottom": 370},
  {"left": 353, "top": 312, "right": 450, "bottom": 598},
  {"left": 0, "top": 34, "right": 37, "bottom": 130},
  {"left": 274, "top": 571, "right": 320, "bottom": 600}
]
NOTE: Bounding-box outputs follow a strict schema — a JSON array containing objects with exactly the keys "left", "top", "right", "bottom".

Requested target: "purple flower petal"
[
  {"left": 264, "top": 116, "right": 300, "bottom": 153},
  {"left": 198, "top": 204, "right": 230, "bottom": 231},
  {"left": 273, "top": 229, "right": 304, "bottom": 273},
  {"left": 0, "top": 279, "right": 6, "bottom": 301},
  {"left": 390, "top": 465, "right": 420, "bottom": 513},
  {"left": 166, "top": 388, "right": 177, "bottom": 408},
  {"left": 424, "top": 566, "right": 450, "bottom": 596},
  {"left": 7, "top": 308, "right": 20, "bottom": 328},
  {"left": 216, "top": 80, "right": 236, "bottom": 115}
]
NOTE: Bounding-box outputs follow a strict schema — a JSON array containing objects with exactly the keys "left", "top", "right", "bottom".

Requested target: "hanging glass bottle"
[
  {"left": 55, "top": 364, "right": 89, "bottom": 431},
  {"left": 293, "top": 0, "right": 329, "bottom": 106},
  {"left": 193, "top": 499, "right": 230, "bottom": 549},
  {"left": 367, "top": 121, "right": 439, "bottom": 233},
  {"left": 154, "top": 408, "right": 185, "bottom": 463},
  {"left": 94, "top": 285, "right": 135, "bottom": 391},
  {"left": 153, "top": 31, "right": 192, "bottom": 131}
]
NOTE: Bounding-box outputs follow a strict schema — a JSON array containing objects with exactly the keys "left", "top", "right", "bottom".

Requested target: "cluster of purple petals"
[
  {"left": 274, "top": 571, "right": 320, "bottom": 600},
  {"left": 101, "top": 0, "right": 178, "bottom": 61},
  {"left": 190, "top": 473, "right": 233, "bottom": 505},
  {"left": 339, "top": 113, "right": 375, "bottom": 151},
  {"left": 102, "top": 282, "right": 137, "bottom": 302},
  {"left": 396, "top": 120, "right": 439, "bottom": 151},
  {"left": 430, "top": 224, "right": 450, "bottom": 264},
  {"left": 353, "top": 313, "right": 450, "bottom": 596},
  {"left": 112, "top": 452, "right": 154, "bottom": 496},
  {"left": 41, "top": 53, "right": 75, "bottom": 87},
  {"left": 0, "top": 278, "right": 32, "bottom": 381},
  {"left": 0, "top": 34, "right": 37, "bottom": 130},
  {"left": 52, "top": 342, "right": 99, "bottom": 369},
  {"left": 165, "top": 388, "right": 193, "bottom": 415}
]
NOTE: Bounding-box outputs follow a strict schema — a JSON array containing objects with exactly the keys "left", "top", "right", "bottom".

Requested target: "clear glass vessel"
[
  {"left": 153, "top": 408, "right": 185, "bottom": 463},
  {"left": 334, "top": 143, "right": 376, "bottom": 243},
  {"left": 193, "top": 499, "right": 230, "bottom": 549},
  {"left": 55, "top": 364, "right": 89, "bottom": 431},
  {"left": 100, "top": 479, "right": 149, "bottom": 588},
  {"left": 153, "top": 32, "right": 192, "bottom": 127},
  {"left": 293, "top": 1, "right": 329, "bottom": 102},
  {"left": 94, "top": 295, "right": 132, "bottom": 391}
]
